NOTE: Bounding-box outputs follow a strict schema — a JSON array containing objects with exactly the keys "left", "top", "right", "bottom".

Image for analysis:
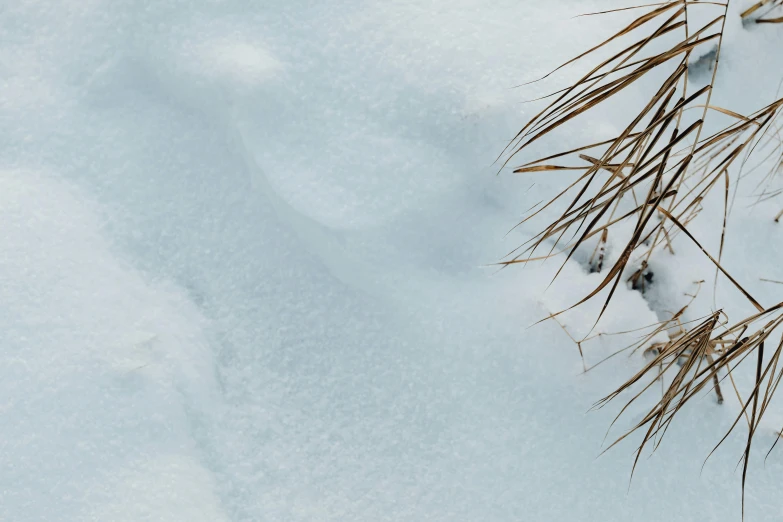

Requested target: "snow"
[{"left": 1, "top": 1, "right": 782, "bottom": 521}]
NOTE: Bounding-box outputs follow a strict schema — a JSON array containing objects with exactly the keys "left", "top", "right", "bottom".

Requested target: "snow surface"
[{"left": 1, "top": 1, "right": 782, "bottom": 520}]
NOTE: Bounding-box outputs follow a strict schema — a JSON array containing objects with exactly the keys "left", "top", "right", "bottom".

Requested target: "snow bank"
[{"left": 0, "top": 171, "right": 226, "bottom": 521}]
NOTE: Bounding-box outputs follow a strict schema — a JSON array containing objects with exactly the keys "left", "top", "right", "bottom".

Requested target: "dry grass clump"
[
  {"left": 596, "top": 304, "right": 783, "bottom": 515},
  {"left": 741, "top": 0, "right": 783, "bottom": 23},
  {"left": 500, "top": 0, "right": 782, "bottom": 515}
]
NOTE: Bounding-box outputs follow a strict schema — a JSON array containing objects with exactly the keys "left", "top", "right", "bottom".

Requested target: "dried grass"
[
  {"left": 741, "top": 0, "right": 783, "bottom": 23},
  {"left": 500, "top": 0, "right": 783, "bottom": 514}
]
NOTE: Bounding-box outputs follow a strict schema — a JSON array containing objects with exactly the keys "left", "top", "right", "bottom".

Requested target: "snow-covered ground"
[{"left": 1, "top": 1, "right": 782, "bottom": 520}]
